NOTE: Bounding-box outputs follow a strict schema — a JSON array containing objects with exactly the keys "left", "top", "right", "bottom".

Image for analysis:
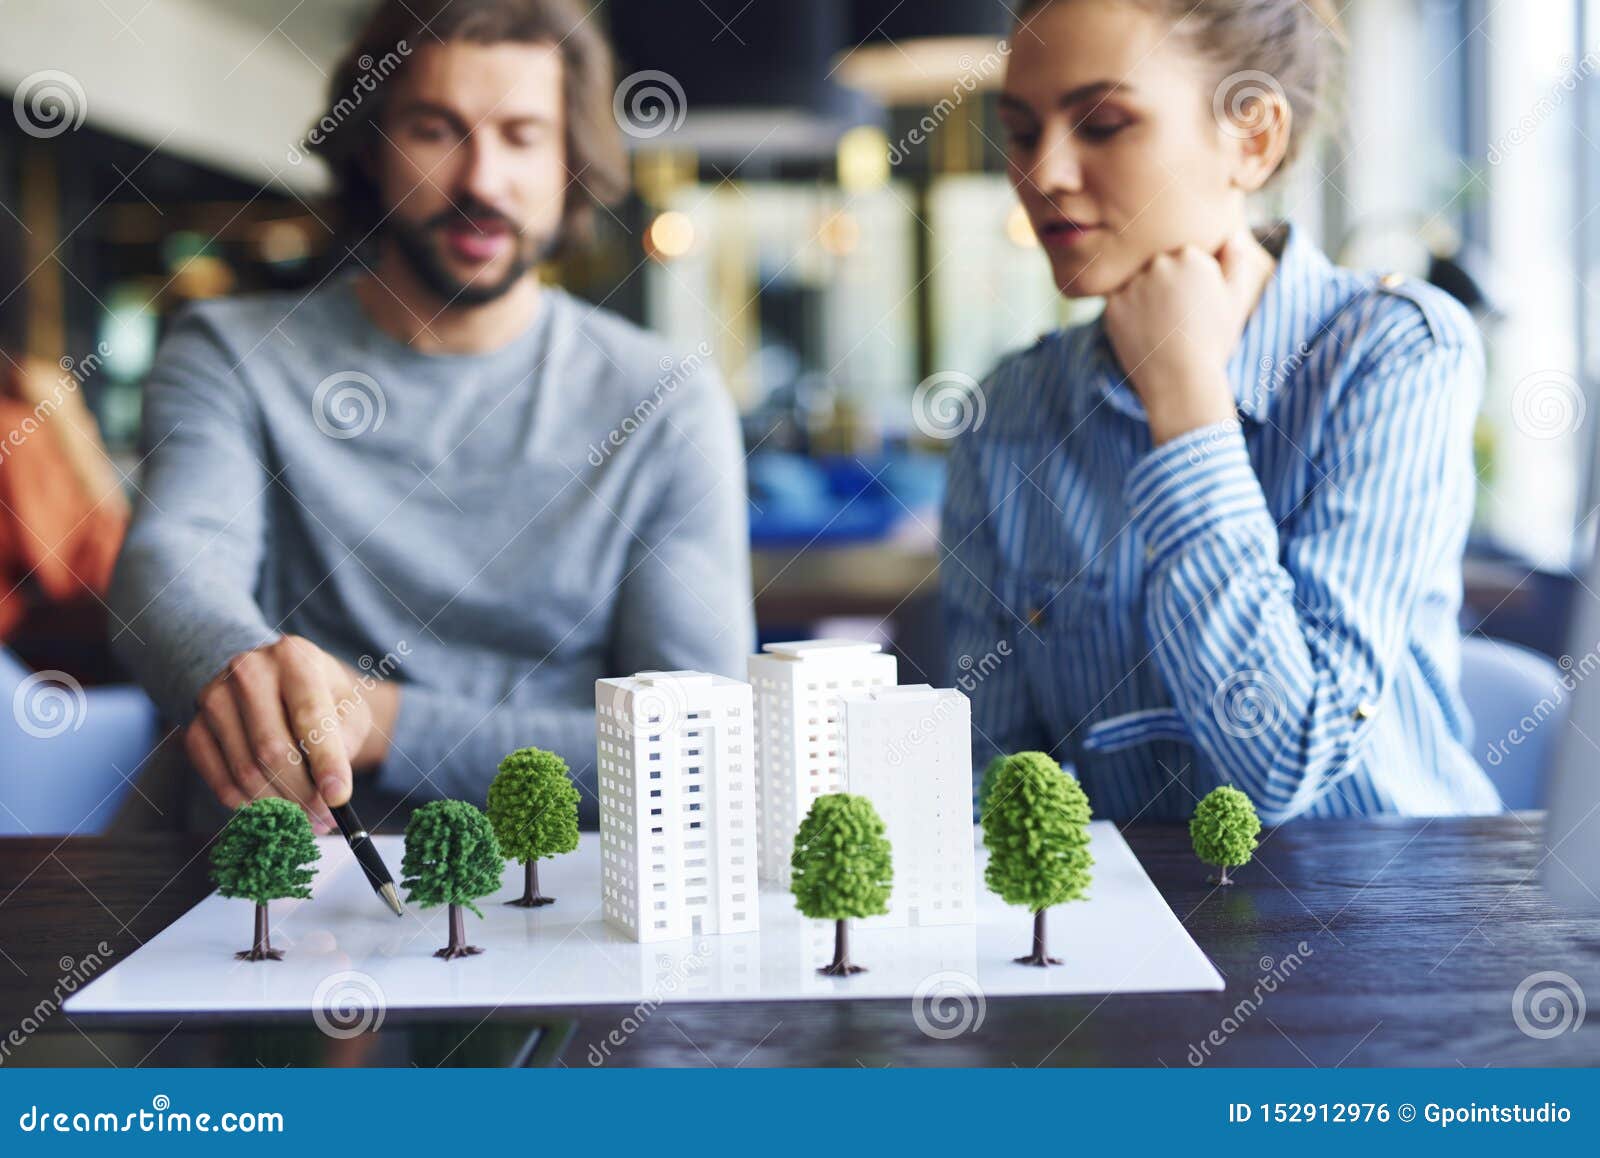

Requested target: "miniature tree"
[
  {"left": 1190, "top": 785, "right": 1261, "bottom": 886},
  {"left": 209, "top": 797, "right": 321, "bottom": 962},
  {"left": 486, "top": 746, "right": 580, "bottom": 907},
  {"left": 401, "top": 800, "right": 505, "bottom": 960},
  {"left": 790, "top": 793, "right": 893, "bottom": 976},
  {"left": 981, "top": 751, "right": 1093, "bottom": 966}
]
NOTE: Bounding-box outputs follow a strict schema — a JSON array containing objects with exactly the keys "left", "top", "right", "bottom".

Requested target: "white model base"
[{"left": 65, "top": 823, "right": 1222, "bottom": 1014}]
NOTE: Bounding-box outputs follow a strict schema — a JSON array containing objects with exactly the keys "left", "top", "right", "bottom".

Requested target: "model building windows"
[{"left": 598, "top": 671, "right": 759, "bottom": 942}]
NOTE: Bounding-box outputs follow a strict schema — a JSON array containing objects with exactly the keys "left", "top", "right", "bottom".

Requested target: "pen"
[{"left": 329, "top": 800, "right": 405, "bottom": 917}]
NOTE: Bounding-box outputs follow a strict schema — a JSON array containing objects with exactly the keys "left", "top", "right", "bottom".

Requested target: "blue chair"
[
  {"left": 1458, "top": 634, "right": 1563, "bottom": 810},
  {"left": 0, "top": 646, "right": 161, "bottom": 835}
]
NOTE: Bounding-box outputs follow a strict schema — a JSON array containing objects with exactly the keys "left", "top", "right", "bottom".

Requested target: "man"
[{"left": 109, "top": 0, "right": 753, "bottom": 832}]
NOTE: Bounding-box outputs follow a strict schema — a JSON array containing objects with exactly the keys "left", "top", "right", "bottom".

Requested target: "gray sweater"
[{"left": 109, "top": 279, "right": 753, "bottom": 820}]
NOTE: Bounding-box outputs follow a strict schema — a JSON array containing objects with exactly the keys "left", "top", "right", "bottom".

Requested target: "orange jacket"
[{"left": 0, "top": 396, "right": 127, "bottom": 640}]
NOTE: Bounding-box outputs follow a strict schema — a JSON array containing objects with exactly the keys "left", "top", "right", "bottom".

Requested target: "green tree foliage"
[
  {"left": 401, "top": 800, "right": 505, "bottom": 918},
  {"left": 210, "top": 797, "right": 321, "bottom": 961},
  {"left": 210, "top": 797, "right": 320, "bottom": 904},
  {"left": 487, "top": 746, "right": 580, "bottom": 865},
  {"left": 982, "top": 752, "right": 1094, "bottom": 966},
  {"left": 982, "top": 751, "right": 1093, "bottom": 912},
  {"left": 1190, "top": 785, "right": 1261, "bottom": 884},
  {"left": 790, "top": 793, "right": 893, "bottom": 921},
  {"left": 486, "top": 746, "right": 580, "bottom": 907}
]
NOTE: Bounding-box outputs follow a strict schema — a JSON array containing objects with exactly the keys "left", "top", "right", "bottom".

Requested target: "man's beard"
[{"left": 386, "top": 199, "right": 556, "bottom": 307}]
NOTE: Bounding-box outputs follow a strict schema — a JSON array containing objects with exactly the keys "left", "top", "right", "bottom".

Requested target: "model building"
[
  {"left": 748, "top": 640, "right": 897, "bottom": 887},
  {"left": 838, "top": 684, "right": 976, "bottom": 928},
  {"left": 595, "top": 670, "right": 759, "bottom": 943}
]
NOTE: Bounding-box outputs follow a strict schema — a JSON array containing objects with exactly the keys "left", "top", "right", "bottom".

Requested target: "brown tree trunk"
[
  {"left": 818, "top": 917, "right": 865, "bottom": 976},
  {"left": 435, "top": 902, "right": 484, "bottom": 961},
  {"left": 507, "top": 860, "right": 555, "bottom": 907},
  {"left": 1014, "top": 908, "right": 1062, "bottom": 967},
  {"left": 235, "top": 902, "right": 284, "bottom": 962}
]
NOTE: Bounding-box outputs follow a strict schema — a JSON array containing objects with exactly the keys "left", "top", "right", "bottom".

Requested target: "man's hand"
[
  {"left": 1101, "top": 228, "right": 1275, "bottom": 446},
  {"left": 184, "top": 635, "right": 400, "bottom": 831}
]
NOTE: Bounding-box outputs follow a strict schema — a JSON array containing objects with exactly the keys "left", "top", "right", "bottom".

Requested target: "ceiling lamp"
[{"left": 834, "top": 0, "right": 1013, "bottom": 106}]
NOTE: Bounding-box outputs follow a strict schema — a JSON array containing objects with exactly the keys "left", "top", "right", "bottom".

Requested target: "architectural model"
[
  {"left": 209, "top": 797, "right": 320, "bottom": 962},
  {"left": 1190, "top": 785, "right": 1262, "bottom": 885},
  {"left": 790, "top": 792, "right": 893, "bottom": 975},
  {"left": 748, "top": 639, "right": 897, "bottom": 887},
  {"left": 487, "top": 745, "right": 581, "bottom": 907},
  {"left": 401, "top": 800, "right": 505, "bottom": 960},
  {"left": 595, "top": 670, "right": 759, "bottom": 943},
  {"left": 981, "top": 752, "right": 1094, "bottom": 967},
  {"left": 838, "top": 684, "right": 976, "bottom": 928}
]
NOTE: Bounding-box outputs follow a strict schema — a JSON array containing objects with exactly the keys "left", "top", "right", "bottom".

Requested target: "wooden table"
[{"left": 2, "top": 816, "right": 1596, "bottom": 1066}]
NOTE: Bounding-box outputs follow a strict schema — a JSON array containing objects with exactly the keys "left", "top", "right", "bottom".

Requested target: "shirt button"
[
  {"left": 1026, "top": 606, "right": 1045, "bottom": 627},
  {"left": 1144, "top": 546, "right": 1156, "bottom": 562},
  {"left": 1379, "top": 272, "right": 1404, "bottom": 289},
  {"left": 1354, "top": 700, "right": 1379, "bottom": 721}
]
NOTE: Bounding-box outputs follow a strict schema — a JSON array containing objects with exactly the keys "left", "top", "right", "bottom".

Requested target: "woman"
[{"left": 943, "top": 0, "right": 1501, "bottom": 822}]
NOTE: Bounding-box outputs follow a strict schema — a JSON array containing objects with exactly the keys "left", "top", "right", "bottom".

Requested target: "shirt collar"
[{"left": 1082, "top": 222, "right": 1333, "bottom": 426}]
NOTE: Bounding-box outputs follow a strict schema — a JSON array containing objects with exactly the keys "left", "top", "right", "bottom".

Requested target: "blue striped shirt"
[{"left": 941, "top": 223, "right": 1503, "bottom": 823}]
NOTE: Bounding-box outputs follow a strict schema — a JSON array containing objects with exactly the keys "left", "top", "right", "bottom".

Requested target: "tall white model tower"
[
  {"left": 839, "top": 684, "right": 975, "bottom": 928},
  {"left": 747, "top": 640, "right": 898, "bottom": 886},
  {"left": 596, "top": 671, "right": 758, "bottom": 943}
]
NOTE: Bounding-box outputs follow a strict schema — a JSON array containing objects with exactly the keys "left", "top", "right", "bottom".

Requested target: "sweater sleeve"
[{"left": 107, "top": 308, "right": 280, "bottom": 724}]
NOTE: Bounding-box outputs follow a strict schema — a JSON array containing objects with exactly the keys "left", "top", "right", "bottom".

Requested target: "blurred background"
[{"left": 1, "top": 0, "right": 1596, "bottom": 827}]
